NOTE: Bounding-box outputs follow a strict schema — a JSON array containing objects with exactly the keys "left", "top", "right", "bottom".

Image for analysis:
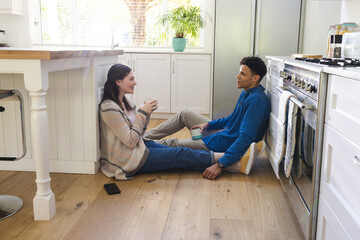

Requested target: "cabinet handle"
[
  {"left": 133, "top": 60, "right": 135, "bottom": 72},
  {"left": 354, "top": 155, "right": 360, "bottom": 166},
  {"left": 173, "top": 61, "right": 175, "bottom": 74}
]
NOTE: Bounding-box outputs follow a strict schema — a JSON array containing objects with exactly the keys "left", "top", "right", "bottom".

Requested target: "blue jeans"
[{"left": 137, "top": 141, "right": 215, "bottom": 174}]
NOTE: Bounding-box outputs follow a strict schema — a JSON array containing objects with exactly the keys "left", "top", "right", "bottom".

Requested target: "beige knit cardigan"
[{"left": 99, "top": 97, "right": 150, "bottom": 180}]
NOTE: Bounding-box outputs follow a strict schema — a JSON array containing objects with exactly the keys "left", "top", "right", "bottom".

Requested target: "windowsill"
[
  {"left": 122, "top": 47, "right": 212, "bottom": 55},
  {"left": 31, "top": 44, "right": 212, "bottom": 55}
]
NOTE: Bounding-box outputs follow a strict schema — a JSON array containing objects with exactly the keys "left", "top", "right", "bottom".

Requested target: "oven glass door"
[
  {"left": 290, "top": 97, "right": 317, "bottom": 212},
  {"left": 283, "top": 82, "right": 318, "bottom": 213}
]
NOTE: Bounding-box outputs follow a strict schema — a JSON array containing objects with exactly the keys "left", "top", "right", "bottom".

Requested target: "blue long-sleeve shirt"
[{"left": 202, "top": 85, "right": 270, "bottom": 167}]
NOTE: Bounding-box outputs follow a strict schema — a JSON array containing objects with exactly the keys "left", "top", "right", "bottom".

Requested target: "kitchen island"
[{"left": 0, "top": 48, "right": 123, "bottom": 220}]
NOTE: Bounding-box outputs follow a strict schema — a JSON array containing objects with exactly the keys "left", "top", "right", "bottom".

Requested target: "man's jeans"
[
  {"left": 143, "top": 109, "right": 215, "bottom": 150},
  {"left": 137, "top": 140, "right": 215, "bottom": 173}
]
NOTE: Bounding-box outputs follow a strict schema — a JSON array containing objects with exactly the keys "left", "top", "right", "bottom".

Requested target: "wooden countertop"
[{"left": 0, "top": 48, "right": 124, "bottom": 60}]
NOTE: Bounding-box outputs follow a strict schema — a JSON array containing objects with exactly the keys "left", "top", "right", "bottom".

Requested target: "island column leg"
[
  {"left": 29, "top": 90, "right": 56, "bottom": 220},
  {"left": 23, "top": 60, "right": 56, "bottom": 220}
]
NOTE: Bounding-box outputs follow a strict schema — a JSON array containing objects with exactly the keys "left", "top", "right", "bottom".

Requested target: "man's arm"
[{"left": 217, "top": 100, "right": 269, "bottom": 167}]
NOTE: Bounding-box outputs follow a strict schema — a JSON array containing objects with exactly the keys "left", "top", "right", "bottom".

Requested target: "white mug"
[
  {"left": 144, "top": 99, "right": 158, "bottom": 111},
  {"left": 191, "top": 127, "right": 203, "bottom": 140}
]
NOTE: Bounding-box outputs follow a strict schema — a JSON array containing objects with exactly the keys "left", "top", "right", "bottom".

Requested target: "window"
[{"left": 39, "top": 0, "right": 207, "bottom": 48}]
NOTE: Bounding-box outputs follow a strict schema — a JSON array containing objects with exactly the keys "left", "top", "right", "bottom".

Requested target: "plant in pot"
[{"left": 158, "top": 4, "right": 209, "bottom": 52}]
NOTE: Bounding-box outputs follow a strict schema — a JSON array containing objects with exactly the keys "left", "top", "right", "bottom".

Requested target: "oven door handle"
[{"left": 276, "top": 87, "right": 314, "bottom": 110}]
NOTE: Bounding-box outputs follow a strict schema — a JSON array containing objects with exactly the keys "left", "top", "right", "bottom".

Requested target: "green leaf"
[{"left": 156, "top": 3, "right": 210, "bottom": 40}]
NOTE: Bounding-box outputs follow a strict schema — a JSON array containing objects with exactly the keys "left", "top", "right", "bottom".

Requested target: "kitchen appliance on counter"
[
  {"left": 266, "top": 57, "right": 328, "bottom": 240},
  {"left": 294, "top": 57, "right": 360, "bottom": 66},
  {"left": 342, "top": 32, "right": 360, "bottom": 59},
  {"left": 212, "top": 0, "right": 303, "bottom": 118}
]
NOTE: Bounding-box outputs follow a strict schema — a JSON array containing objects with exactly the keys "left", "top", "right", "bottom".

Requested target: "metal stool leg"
[{"left": 0, "top": 90, "right": 27, "bottom": 220}]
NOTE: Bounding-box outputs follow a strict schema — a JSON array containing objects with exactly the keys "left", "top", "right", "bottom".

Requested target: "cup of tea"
[
  {"left": 191, "top": 127, "right": 203, "bottom": 140},
  {"left": 144, "top": 99, "right": 158, "bottom": 111}
]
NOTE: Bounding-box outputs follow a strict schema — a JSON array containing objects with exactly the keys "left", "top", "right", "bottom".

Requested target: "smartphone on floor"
[{"left": 104, "top": 183, "right": 121, "bottom": 195}]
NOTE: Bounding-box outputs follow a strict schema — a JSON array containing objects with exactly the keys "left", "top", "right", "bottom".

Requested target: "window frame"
[{"left": 33, "top": 0, "right": 214, "bottom": 52}]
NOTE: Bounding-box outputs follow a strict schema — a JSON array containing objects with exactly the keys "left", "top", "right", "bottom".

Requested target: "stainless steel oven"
[
  {"left": 267, "top": 58, "right": 328, "bottom": 240},
  {"left": 266, "top": 56, "right": 360, "bottom": 239}
]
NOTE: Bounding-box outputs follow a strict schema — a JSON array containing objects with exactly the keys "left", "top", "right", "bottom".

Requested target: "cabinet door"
[
  {"left": 132, "top": 54, "right": 170, "bottom": 113},
  {"left": 320, "top": 124, "right": 360, "bottom": 239},
  {"left": 325, "top": 75, "right": 360, "bottom": 145},
  {"left": 171, "top": 54, "right": 211, "bottom": 114},
  {"left": 118, "top": 53, "right": 131, "bottom": 67},
  {"left": 316, "top": 195, "right": 351, "bottom": 240}
]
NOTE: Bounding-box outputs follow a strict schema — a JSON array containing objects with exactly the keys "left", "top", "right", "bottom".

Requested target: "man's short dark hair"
[{"left": 240, "top": 56, "right": 267, "bottom": 82}]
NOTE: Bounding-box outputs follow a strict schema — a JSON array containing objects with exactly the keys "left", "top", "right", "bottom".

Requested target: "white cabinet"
[
  {"left": 317, "top": 74, "right": 360, "bottom": 240},
  {"left": 171, "top": 54, "right": 210, "bottom": 114},
  {"left": 0, "top": 0, "right": 22, "bottom": 15},
  {"left": 119, "top": 53, "right": 211, "bottom": 115},
  {"left": 131, "top": 54, "right": 171, "bottom": 113},
  {"left": 317, "top": 195, "right": 351, "bottom": 240},
  {"left": 118, "top": 53, "right": 132, "bottom": 67},
  {"left": 325, "top": 75, "right": 360, "bottom": 145}
]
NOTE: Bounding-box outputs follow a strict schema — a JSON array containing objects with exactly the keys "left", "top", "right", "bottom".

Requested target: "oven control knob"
[
  {"left": 311, "top": 85, "right": 317, "bottom": 93},
  {"left": 306, "top": 83, "right": 317, "bottom": 93}
]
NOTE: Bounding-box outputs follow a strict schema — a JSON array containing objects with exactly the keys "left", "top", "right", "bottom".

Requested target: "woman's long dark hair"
[{"left": 101, "top": 63, "right": 132, "bottom": 110}]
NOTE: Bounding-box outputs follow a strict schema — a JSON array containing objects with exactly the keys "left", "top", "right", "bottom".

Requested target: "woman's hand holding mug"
[{"left": 140, "top": 99, "right": 158, "bottom": 114}]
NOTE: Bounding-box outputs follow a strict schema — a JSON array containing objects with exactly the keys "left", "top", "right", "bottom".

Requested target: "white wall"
[
  {"left": 301, "top": 0, "right": 360, "bottom": 56},
  {"left": 340, "top": 0, "right": 360, "bottom": 23},
  {"left": 301, "top": 0, "right": 342, "bottom": 55}
]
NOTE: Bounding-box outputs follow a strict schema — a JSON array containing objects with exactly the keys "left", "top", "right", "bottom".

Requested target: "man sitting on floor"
[{"left": 144, "top": 56, "right": 271, "bottom": 180}]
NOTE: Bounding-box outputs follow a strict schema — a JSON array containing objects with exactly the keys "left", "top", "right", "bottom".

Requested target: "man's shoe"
[
  {"left": 223, "top": 140, "right": 265, "bottom": 175},
  {"left": 239, "top": 142, "right": 258, "bottom": 175}
]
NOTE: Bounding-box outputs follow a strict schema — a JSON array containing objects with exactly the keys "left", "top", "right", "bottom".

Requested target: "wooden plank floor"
[{"left": 0, "top": 119, "right": 305, "bottom": 240}]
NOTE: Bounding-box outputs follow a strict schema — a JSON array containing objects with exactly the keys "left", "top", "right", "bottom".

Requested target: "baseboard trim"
[{"left": 0, "top": 158, "right": 100, "bottom": 174}]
